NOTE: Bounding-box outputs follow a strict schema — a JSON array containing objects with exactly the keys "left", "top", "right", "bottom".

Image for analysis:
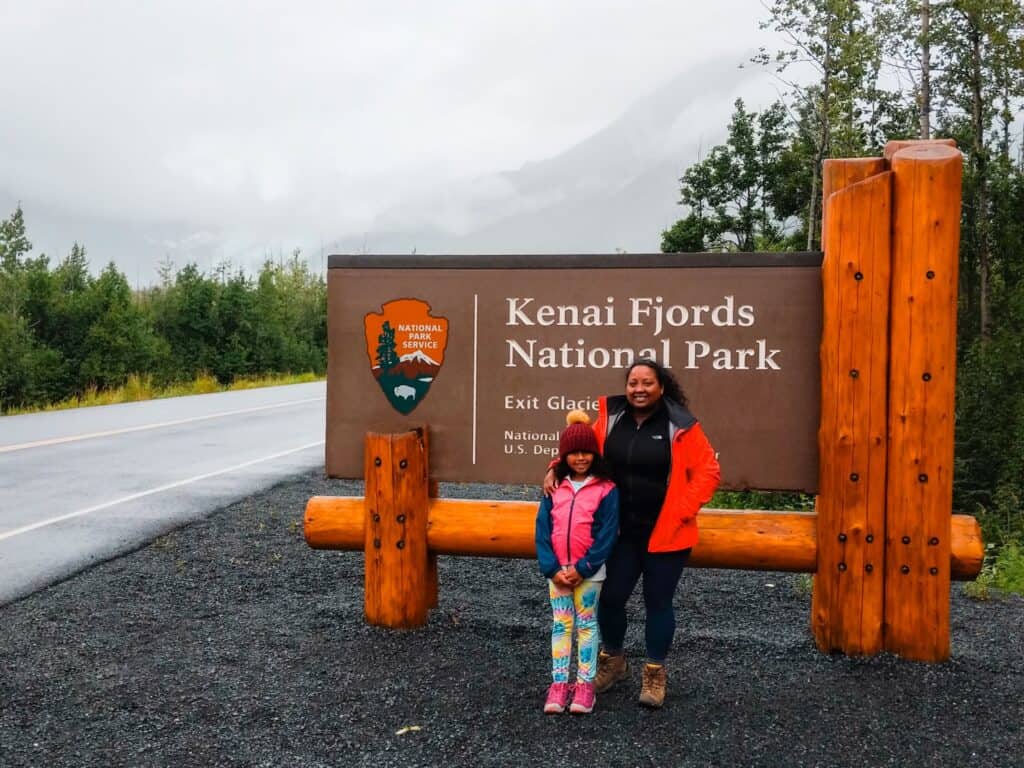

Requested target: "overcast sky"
[{"left": 0, "top": 1, "right": 783, "bottom": 280}]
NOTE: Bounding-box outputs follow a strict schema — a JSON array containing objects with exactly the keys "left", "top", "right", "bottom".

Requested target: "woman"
[{"left": 543, "top": 359, "right": 720, "bottom": 708}]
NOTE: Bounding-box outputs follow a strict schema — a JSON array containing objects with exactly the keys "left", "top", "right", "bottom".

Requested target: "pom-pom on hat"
[{"left": 559, "top": 409, "right": 600, "bottom": 458}]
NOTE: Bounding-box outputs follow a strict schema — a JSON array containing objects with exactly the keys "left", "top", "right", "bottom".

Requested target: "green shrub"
[
  {"left": 964, "top": 542, "right": 1024, "bottom": 599},
  {"left": 710, "top": 489, "right": 815, "bottom": 511},
  {"left": 993, "top": 543, "right": 1024, "bottom": 595}
]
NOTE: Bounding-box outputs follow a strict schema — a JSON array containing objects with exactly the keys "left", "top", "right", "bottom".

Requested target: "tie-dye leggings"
[{"left": 548, "top": 579, "right": 603, "bottom": 683}]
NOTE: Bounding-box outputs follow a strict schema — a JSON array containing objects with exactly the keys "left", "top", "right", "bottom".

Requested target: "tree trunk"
[
  {"left": 808, "top": 35, "right": 834, "bottom": 252},
  {"left": 999, "top": 82, "right": 1012, "bottom": 162},
  {"left": 807, "top": 164, "right": 821, "bottom": 251},
  {"left": 970, "top": 19, "right": 991, "bottom": 340},
  {"left": 920, "top": 0, "right": 931, "bottom": 139}
]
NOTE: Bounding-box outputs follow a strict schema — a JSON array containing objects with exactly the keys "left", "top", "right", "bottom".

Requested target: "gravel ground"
[{"left": 2, "top": 469, "right": 1022, "bottom": 768}]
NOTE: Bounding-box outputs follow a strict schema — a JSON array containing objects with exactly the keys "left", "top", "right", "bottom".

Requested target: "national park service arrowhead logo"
[{"left": 364, "top": 299, "right": 449, "bottom": 414}]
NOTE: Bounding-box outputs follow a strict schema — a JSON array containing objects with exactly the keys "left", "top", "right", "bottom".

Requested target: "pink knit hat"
[{"left": 558, "top": 410, "right": 599, "bottom": 458}]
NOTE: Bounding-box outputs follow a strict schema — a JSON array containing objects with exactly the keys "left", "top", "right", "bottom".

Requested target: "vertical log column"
[
  {"left": 885, "top": 144, "right": 962, "bottom": 662},
  {"left": 813, "top": 158, "right": 891, "bottom": 655},
  {"left": 364, "top": 427, "right": 432, "bottom": 628},
  {"left": 424, "top": 428, "right": 440, "bottom": 610}
]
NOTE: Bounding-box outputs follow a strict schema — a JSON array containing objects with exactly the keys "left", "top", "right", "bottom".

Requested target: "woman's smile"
[{"left": 626, "top": 366, "right": 664, "bottom": 411}]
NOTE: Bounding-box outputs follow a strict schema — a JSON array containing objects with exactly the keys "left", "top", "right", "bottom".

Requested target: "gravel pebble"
[{"left": 2, "top": 470, "right": 1022, "bottom": 767}]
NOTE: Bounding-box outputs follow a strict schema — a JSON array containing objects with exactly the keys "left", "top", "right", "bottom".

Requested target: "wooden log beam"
[
  {"left": 305, "top": 497, "right": 983, "bottom": 579},
  {"left": 951, "top": 514, "right": 984, "bottom": 579}
]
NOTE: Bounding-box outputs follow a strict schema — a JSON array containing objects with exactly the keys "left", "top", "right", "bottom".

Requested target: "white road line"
[
  {"left": 0, "top": 440, "right": 326, "bottom": 542},
  {"left": 0, "top": 396, "right": 325, "bottom": 454}
]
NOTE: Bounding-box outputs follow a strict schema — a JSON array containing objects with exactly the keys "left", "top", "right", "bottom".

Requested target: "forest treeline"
[
  {"left": 0, "top": 209, "right": 326, "bottom": 412},
  {"left": 660, "top": 0, "right": 1023, "bottom": 550}
]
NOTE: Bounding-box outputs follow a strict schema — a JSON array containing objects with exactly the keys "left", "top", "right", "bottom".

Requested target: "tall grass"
[
  {"left": 964, "top": 542, "right": 1024, "bottom": 599},
  {"left": 2, "top": 372, "right": 322, "bottom": 416}
]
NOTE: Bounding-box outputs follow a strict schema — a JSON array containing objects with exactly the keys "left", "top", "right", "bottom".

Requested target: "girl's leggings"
[{"left": 548, "top": 579, "right": 603, "bottom": 683}]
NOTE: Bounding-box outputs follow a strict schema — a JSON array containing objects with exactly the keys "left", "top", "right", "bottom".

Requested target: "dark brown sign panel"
[{"left": 326, "top": 253, "right": 823, "bottom": 492}]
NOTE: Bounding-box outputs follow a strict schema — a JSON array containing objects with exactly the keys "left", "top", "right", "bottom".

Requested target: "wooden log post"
[
  {"left": 882, "top": 138, "right": 957, "bottom": 163},
  {"left": 363, "top": 428, "right": 432, "bottom": 628},
  {"left": 885, "top": 143, "right": 962, "bottom": 662},
  {"left": 813, "top": 158, "right": 891, "bottom": 655},
  {"left": 424, "top": 431, "right": 439, "bottom": 610}
]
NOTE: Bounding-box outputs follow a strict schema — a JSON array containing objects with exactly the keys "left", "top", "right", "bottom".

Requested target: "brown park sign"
[{"left": 326, "top": 252, "right": 823, "bottom": 492}]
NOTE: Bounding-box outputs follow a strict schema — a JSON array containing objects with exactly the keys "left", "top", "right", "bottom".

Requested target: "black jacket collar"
[{"left": 606, "top": 394, "right": 697, "bottom": 432}]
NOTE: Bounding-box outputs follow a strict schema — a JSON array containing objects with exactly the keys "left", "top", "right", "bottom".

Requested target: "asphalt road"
[{"left": 0, "top": 381, "right": 326, "bottom": 605}]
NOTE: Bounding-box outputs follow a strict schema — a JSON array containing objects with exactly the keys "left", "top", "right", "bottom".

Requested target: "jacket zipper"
[
  {"left": 565, "top": 491, "right": 576, "bottom": 568},
  {"left": 625, "top": 420, "right": 641, "bottom": 511}
]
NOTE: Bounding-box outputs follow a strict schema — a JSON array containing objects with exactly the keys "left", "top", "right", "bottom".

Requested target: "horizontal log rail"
[{"left": 304, "top": 496, "right": 983, "bottom": 580}]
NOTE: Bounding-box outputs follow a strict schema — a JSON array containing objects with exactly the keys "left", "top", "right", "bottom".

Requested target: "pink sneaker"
[
  {"left": 543, "top": 682, "right": 572, "bottom": 714},
  {"left": 569, "top": 681, "right": 596, "bottom": 714}
]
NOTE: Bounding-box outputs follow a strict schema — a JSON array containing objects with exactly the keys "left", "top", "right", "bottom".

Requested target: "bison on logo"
[{"left": 364, "top": 299, "right": 449, "bottom": 414}]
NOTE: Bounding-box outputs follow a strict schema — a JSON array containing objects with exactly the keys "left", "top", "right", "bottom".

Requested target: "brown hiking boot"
[
  {"left": 638, "top": 663, "right": 667, "bottom": 708},
  {"left": 593, "top": 651, "right": 628, "bottom": 693}
]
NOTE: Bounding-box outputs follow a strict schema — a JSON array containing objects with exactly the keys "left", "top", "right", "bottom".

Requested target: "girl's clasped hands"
[{"left": 552, "top": 565, "right": 582, "bottom": 590}]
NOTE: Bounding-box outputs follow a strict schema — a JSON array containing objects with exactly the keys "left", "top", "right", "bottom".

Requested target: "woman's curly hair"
[{"left": 625, "top": 358, "right": 687, "bottom": 407}]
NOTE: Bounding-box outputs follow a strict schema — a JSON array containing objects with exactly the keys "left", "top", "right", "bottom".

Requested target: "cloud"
[{"left": 0, "top": 1, "right": 780, "bottom": 279}]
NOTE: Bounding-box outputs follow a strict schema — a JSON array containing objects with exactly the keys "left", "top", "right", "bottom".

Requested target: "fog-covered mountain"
[
  {"left": 2, "top": 56, "right": 764, "bottom": 282},
  {"left": 327, "top": 57, "right": 763, "bottom": 257}
]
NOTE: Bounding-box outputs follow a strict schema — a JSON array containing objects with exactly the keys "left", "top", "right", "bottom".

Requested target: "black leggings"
[{"left": 597, "top": 529, "right": 691, "bottom": 663}]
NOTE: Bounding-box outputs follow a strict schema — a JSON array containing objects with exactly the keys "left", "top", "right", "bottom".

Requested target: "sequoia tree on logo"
[{"left": 364, "top": 299, "right": 449, "bottom": 414}]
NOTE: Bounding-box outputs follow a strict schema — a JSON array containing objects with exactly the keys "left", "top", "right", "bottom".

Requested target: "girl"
[{"left": 535, "top": 410, "right": 619, "bottom": 714}]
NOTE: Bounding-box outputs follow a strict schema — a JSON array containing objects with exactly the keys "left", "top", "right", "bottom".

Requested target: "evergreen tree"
[
  {"left": 0, "top": 209, "right": 69, "bottom": 408},
  {"left": 0, "top": 205, "right": 31, "bottom": 272},
  {"left": 79, "top": 263, "right": 164, "bottom": 389},
  {"left": 376, "top": 321, "right": 399, "bottom": 371}
]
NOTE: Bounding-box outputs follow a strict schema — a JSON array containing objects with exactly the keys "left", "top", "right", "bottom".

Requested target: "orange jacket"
[{"left": 594, "top": 395, "right": 720, "bottom": 553}]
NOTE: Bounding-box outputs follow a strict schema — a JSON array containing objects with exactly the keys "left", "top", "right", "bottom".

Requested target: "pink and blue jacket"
[{"left": 535, "top": 478, "right": 619, "bottom": 580}]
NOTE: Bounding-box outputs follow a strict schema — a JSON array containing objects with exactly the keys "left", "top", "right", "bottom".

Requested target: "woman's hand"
[{"left": 543, "top": 467, "right": 558, "bottom": 496}]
